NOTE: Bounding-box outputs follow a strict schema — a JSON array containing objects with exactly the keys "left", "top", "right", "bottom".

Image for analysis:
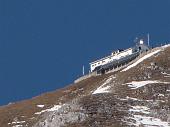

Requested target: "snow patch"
[
  {"left": 92, "top": 76, "right": 115, "bottom": 94},
  {"left": 167, "top": 89, "right": 170, "bottom": 92},
  {"left": 92, "top": 85, "right": 111, "bottom": 94},
  {"left": 131, "top": 115, "right": 169, "bottom": 127},
  {"left": 161, "top": 72, "right": 170, "bottom": 78},
  {"left": 162, "top": 44, "right": 170, "bottom": 48},
  {"left": 122, "top": 49, "right": 161, "bottom": 71},
  {"left": 37, "top": 105, "right": 44, "bottom": 108},
  {"left": 125, "top": 96, "right": 154, "bottom": 102},
  {"left": 35, "top": 104, "right": 63, "bottom": 115},
  {"left": 8, "top": 120, "right": 25, "bottom": 127},
  {"left": 127, "top": 104, "right": 170, "bottom": 127},
  {"left": 126, "top": 96, "right": 143, "bottom": 101},
  {"left": 125, "top": 80, "right": 170, "bottom": 89},
  {"left": 8, "top": 121, "right": 25, "bottom": 125},
  {"left": 129, "top": 106, "right": 150, "bottom": 114},
  {"left": 118, "top": 96, "right": 143, "bottom": 101},
  {"left": 158, "top": 94, "right": 164, "bottom": 97},
  {"left": 161, "top": 72, "right": 170, "bottom": 76},
  {"left": 12, "top": 125, "right": 23, "bottom": 127}
]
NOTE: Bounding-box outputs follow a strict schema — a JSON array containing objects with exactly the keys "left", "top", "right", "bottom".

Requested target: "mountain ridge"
[{"left": 1, "top": 44, "right": 170, "bottom": 127}]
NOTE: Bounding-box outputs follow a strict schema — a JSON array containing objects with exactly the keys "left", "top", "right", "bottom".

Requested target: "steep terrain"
[{"left": 0, "top": 45, "right": 170, "bottom": 127}]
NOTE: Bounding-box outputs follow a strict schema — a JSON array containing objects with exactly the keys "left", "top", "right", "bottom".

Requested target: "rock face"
[
  {"left": 0, "top": 45, "right": 170, "bottom": 127},
  {"left": 33, "top": 100, "right": 87, "bottom": 127}
]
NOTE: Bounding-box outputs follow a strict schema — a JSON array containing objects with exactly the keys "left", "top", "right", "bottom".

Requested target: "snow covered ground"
[
  {"left": 122, "top": 44, "right": 170, "bottom": 72},
  {"left": 162, "top": 44, "right": 170, "bottom": 48},
  {"left": 35, "top": 104, "right": 63, "bottom": 115},
  {"left": 127, "top": 104, "right": 170, "bottom": 127},
  {"left": 8, "top": 121, "right": 26, "bottom": 125},
  {"left": 129, "top": 106, "right": 150, "bottom": 114},
  {"left": 12, "top": 125, "right": 23, "bottom": 127},
  {"left": 92, "top": 76, "right": 115, "bottom": 94},
  {"left": 161, "top": 72, "right": 170, "bottom": 76},
  {"left": 125, "top": 80, "right": 170, "bottom": 89},
  {"left": 8, "top": 120, "right": 26, "bottom": 127},
  {"left": 92, "top": 85, "right": 111, "bottom": 94},
  {"left": 161, "top": 72, "right": 170, "bottom": 78},
  {"left": 131, "top": 115, "right": 170, "bottom": 127},
  {"left": 37, "top": 105, "right": 44, "bottom": 108},
  {"left": 122, "top": 49, "right": 161, "bottom": 71},
  {"left": 133, "top": 115, "right": 170, "bottom": 127}
]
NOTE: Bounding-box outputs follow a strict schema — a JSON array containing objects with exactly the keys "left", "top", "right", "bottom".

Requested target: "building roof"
[{"left": 90, "top": 48, "right": 132, "bottom": 65}]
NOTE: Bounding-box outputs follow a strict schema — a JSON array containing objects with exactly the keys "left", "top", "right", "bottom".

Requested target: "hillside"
[{"left": 0, "top": 45, "right": 170, "bottom": 127}]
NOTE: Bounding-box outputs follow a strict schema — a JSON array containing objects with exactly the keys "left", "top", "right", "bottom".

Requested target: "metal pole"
[
  {"left": 147, "top": 33, "right": 150, "bottom": 47},
  {"left": 83, "top": 65, "right": 85, "bottom": 75}
]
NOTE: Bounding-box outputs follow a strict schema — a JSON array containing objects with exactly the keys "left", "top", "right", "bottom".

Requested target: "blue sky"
[{"left": 0, "top": 0, "right": 170, "bottom": 105}]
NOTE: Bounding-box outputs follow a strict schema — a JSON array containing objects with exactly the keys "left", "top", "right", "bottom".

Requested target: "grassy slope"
[{"left": 0, "top": 46, "right": 170, "bottom": 127}]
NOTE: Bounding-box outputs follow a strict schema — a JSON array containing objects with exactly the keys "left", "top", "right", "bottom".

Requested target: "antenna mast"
[
  {"left": 82, "top": 65, "right": 85, "bottom": 75},
  {"left": 147, "top": 33, "right": 150, "bottom": 47}
]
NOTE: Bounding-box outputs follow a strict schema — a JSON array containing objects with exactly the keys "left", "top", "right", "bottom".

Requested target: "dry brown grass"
[{"left": 0, "top": 47, "right": 170, "bottom": 127}]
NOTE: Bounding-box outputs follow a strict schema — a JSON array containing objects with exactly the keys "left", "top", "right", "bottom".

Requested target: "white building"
[
  {"left": 90, "top": 48, "right": 133, "bottom": 72},
  {"left": 89, "top": 39, "right": 149, "bottom": 72}
]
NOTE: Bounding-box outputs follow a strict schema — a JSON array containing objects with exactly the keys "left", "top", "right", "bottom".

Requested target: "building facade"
[{"left": 90, "top": 39, "right": 149, "bottom": 73}]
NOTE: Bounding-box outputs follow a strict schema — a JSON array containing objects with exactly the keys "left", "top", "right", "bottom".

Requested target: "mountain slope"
[{"left": 0, "top": 45, "right": 170, "bottom": 127}]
